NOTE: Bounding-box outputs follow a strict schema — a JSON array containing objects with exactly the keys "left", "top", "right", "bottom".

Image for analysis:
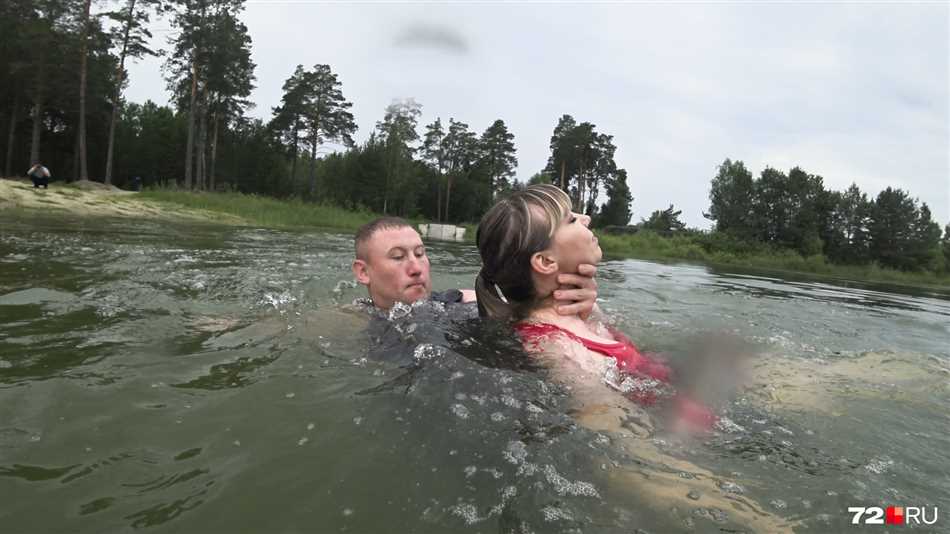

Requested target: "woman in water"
[
  {"left": 474, "top": 185, "right": 796, "bottom": 532},
  {"left": 474, "top": 184, "right": 715, "bottom": 431}
]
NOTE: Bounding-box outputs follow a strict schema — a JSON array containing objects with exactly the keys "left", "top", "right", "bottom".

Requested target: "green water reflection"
[{"left": 1, "top": 212, "right": 948, "bottom": 533}]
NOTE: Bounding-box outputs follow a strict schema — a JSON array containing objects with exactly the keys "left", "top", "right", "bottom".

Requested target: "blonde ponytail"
[{"left": 475, "top": 269, "right": 513, "bottom": 320}]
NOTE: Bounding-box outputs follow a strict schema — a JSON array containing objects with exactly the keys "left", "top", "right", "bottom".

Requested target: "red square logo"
[{"left": 886, "top": 506, "right": 904, "bottom": 525}]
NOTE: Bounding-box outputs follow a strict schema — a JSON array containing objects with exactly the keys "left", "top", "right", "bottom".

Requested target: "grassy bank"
[
  {"left": 138, "top": 189, "right": 379, "bottom": 231},
  {"left": 597, "top": 230, "right": 950, "bottom": 289},
  {"left": 127, "top": 188, "right": 950, "bottom": 289},
  {"left": 139, "top": 189, "right": 482, "bottom": 239}
]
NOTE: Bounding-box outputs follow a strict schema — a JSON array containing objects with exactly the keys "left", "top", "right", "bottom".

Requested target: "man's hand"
[{"left": 553, "top": 263, "right": 598, "bottom": 320}]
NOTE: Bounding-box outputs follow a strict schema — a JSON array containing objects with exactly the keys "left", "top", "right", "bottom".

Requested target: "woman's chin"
[{"left": 565, "top": 253, "right": 602, "bottom": 272}]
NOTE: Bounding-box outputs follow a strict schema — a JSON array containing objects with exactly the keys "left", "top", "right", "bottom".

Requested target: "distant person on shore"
[
  {"left": 351, "top": 216, "right": 599, "bottom": 315},
  {"left": 27, "top": 163, "right": 51, "bottom": 189}
]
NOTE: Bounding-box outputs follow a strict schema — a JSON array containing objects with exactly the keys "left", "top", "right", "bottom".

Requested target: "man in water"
[{"left": 352, "top": 217, "right": 599, "bottom": 314}]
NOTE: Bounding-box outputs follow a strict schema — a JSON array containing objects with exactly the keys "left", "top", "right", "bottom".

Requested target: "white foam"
[
  {"left": 450, "top": 404, "right": 469, "bottom": 419},
  {"left": 542, "top": 464, "right": 599, "bottom": 498},
  {"left": 449, "top": 503, "right": 483, "bottom": 525},
  {"left": 541, "top": 505, "right": 573, "bottom": 522},
  {"left": 503, "top": 440, "right": 528, "bottom": 465}
]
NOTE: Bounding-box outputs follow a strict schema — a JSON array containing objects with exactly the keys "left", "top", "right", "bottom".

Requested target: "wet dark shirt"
[
  {"left": 352, "top": 289, "right": 467, "bottom": 311},
  {"left": 430, "top": 289, "right": 464, "bottom": 305}
]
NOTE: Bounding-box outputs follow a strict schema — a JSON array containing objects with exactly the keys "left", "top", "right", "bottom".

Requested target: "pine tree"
[
  {"left": 585, "top": 132, "right": 617, "bottom": 216},
  {"left": 0, "top": 0, "right": 37, "bottom": 175},
  {"left": 24, "top": 0, "right": 80, "bottom": 166},
  {"left": 909, "top": 203, "right": 942, "bottom": 269},
  {"left": 165, "top": 0, "right": 246, "bottom": 188},
  {"left": 103, "top": 0, "right": 164, "bottom": 184},
  {"left": 203, "top": 8, "right": 255, "bottom": 190},
  {"left": 479, "top": 119, "right": 517, "bottom": 201},
  {"left": 441, "top": 118, "right": 478, "bottom": 222},
  {"left": 545, "top": 114, "right": 578, "bottom": 191},
  {"left": 75, "top": 0, "right": 93, "bottom": 180},
  {"left": 597, "top": 168, "right": 633, "bottom": 227},
  {"left": 543, "top": 116, "right": 617, "bottom": 215},
  {"left": 705, "top": 159, "right": 755, "bottom": 239},
  {"left": 751, "top": 167, "right": 788, "bottom": 243},
  {"left": 300, "top": 64, "right": 355, "bottom": 197},
  {"left": 642, "top": 204, "right": 686, "bottom": 235},
  {"left": 269, "top": 65, "right": 309, "bottom": 186},
  {"left": 868, "top": 187, "right": 919, "bottom": 270},
  {"left": 375, "top": 98, "right": 421, "bottom": 215},
  {"left": 834, "top": 183, "right": 871, "bottom": 263},
  {"left": 421, "top": 118, "right": 446, "bottom": 220}
]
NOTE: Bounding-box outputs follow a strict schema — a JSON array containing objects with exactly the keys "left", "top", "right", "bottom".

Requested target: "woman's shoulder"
[
  {"left": 518, "top": 319, "right": 622, "bottom": 347},
  {"left": 515, "top": 321, "right": 563, "bottom": 337},
  {"left": 514, "top": 321, "right": 581, "bottom": 354},
  {"left": 516, "top": 321, "right": 616, "bottom": 378}
]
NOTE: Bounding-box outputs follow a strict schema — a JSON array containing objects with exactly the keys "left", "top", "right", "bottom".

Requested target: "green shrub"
[{"left": 138, "top": 189, "right": 378, "bottom": 231}]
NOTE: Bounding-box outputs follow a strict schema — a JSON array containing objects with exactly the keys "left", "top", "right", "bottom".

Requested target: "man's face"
[{"left": 352, "top": 226, "right": 431, "bottom": 309}]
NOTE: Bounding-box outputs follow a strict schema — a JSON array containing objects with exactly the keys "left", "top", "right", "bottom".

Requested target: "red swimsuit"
[
  {"left": 515, "top": 322, "right": 671, "bottom": 382},
  {"left": 515, "top": 322, "right": 717, "bottom": 430}
]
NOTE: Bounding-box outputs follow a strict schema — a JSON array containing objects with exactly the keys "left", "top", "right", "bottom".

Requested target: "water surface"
[{"left": 2, "top": 213, "right": 948, "bottom": 533}]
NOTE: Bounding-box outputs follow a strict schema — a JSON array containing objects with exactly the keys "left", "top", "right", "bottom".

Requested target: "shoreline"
[
  {"left": 0, "top": 178, "right": 246, "bottom": 224},
  {"left": 3, "top": 178, "right": 947, "bottom": 291}
]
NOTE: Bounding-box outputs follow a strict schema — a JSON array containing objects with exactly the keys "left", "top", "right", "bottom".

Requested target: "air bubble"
[
  {"left": 541, "top": 505, "right": 573, "bottom": 522},
  {"left": 451, "top": 404, "right": 470, "bottom": 419},
  {"left": 449, "top": 503, "right": 483, "bottom": 525},
  {"left": 542, "top": 464, "right": 599, "bottom": 497},
  {"left": 503, "top": 441, "right": 528, "bottom": 465}
]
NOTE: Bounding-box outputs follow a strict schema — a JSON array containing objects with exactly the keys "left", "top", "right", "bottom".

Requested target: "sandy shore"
[{"left": 0, "top": 178, "right": 243, "bottom": 223}]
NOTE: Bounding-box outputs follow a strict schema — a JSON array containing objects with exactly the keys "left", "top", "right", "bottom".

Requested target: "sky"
[{"left": 126, "top": 2, "right": 949, "bottom": 228}]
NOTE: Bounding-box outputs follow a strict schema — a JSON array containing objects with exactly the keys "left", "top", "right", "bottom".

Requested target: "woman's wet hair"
[{"left": 475, "top": 184, "right": 572, "bottom": 320}]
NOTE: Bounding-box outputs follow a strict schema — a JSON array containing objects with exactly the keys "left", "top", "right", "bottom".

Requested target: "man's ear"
[
  {"left": 352, "top": 259, "right": 371, "bottom": 286},
  {"left": 530, "top": 251, "right": 558, "bottom": 275}
]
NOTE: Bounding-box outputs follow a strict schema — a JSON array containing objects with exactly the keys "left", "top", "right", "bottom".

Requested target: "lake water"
[{"left": 2, "top": 214, "right": 948, "bottom": 533}]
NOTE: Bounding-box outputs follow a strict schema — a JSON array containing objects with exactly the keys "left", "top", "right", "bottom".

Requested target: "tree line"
[
  {"left": 1, "top": 0, "right": 254, "bottom": 187},
  {"left": 2, "top": 0, "right": 946, "bottom": 272},
  {"left": 0, "top": 0, "right": 635, "bottom": 226},
  {"left": 647, "top": 159, "right": 949, "bottom": 273}
]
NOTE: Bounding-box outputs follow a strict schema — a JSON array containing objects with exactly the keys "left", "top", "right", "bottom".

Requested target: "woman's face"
[{"left": 549, "top": 211, "right": 602, "bottom": 273}]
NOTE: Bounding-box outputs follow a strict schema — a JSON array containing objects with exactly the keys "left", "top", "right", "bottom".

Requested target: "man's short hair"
[{"left": 354, "top": 217, "right": 413, "bottom": 260}]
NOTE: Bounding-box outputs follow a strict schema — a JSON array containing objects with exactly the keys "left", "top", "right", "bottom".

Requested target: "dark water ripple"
[{"left": 2, "top": 213, "right": 949, "bottom": 533}]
